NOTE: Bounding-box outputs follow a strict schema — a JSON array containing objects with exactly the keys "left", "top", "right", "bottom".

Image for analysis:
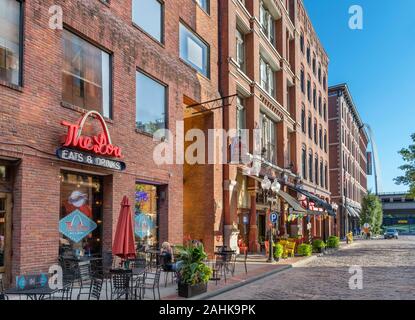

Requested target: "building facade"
[
  {"left": 219, "top": 0, "right": 334, "bottom": 253},
  {"left": 380, "top": 192, "right": 415, "bottom": 235},
  {"left": 328, "top": 84, "right": 369, "bottom": 238},
  {"left": 0, "top": 0, "right": 221, "bottom": 286}
]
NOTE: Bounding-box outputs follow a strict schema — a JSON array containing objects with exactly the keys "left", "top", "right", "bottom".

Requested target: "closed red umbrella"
[{"left": 112, "top": 196, "right": 136, "bottom": 261}]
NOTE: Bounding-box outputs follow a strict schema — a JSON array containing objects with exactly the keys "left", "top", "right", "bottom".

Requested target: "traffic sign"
[{"left": 270, "top": 212, "right": 278, "bottom": 223}]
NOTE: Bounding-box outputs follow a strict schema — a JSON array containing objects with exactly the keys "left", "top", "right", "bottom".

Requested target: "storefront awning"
[
  {"left": 345, "top": 205, "right": 360, "bottom": 218},
  {"left": 278, "top": 190, "right": 307, "bottom": 214},
  {"left": 288, "top": 185, "right": 336, "bottom": 217}
]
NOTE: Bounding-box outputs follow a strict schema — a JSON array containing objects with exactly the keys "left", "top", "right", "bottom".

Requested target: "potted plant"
[
  {"left": 297, "top": 243, "right": 312, "bottom": 256},
  {"left": 273, "top": 243, "right": 284, "bottom": 261},
  {"left": 176, "top": 244, "right": 212, "bottom": 298},
  {"left": 312, "top": 239, "right": 326, "bottom": 253},
  {"left": 326, "top": 236, "right": 340, "bottom": 253}
]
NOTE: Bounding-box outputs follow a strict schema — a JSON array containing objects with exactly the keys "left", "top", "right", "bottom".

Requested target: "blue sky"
[{"left": 304, "top": 0, "right": 415, "bottom": 193}]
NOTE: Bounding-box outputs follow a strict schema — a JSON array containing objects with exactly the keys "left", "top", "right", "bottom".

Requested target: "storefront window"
[
  {"left": 134, "top": 183, "right": 158, "bottom": 250},
  {"left": 59, "top": 172, "right": 103, "bottom": 257}
]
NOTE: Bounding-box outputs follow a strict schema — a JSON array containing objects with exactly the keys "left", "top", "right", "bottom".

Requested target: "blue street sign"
[{"left": 270, "top": 212, "right": 278, "bottom": 223}]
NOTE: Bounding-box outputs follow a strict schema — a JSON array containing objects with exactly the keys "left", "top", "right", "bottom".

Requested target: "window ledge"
[
  {"left": 60, "top": 101, "right": 114, "bottom": 124},
  {"left": 0, "top": 80, "right": 23, "bottom": 92}
]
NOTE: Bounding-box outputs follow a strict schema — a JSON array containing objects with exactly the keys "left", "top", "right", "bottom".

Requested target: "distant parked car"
[{"left": 384, "top": 228, "right": 399, "bottom": 239}]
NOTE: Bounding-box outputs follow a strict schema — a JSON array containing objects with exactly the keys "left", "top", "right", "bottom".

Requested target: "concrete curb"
[
  {"left": 193, "top": 255, "right": 319, "bottom": 300},
  {"left": 190, "top": 265, "right": 292, "bottom": 300}
]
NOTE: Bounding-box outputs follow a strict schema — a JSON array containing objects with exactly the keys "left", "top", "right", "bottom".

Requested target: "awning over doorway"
[
  {"left": 278, "top": 190, "right": 307, "bottom": 214},
  {"left": 345, "top": 205, "right": 360, "bottom": 219},
  {"left": 289, "top": 185, "right": 336, "bottom": 216}
]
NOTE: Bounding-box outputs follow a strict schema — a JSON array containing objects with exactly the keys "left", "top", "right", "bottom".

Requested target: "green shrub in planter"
[
  {"left": 312, "top": 239, "right": 326, "bottom": 253},
  {"left": 326, "top": 236, "right": 340, "bottom": 248},
  {"left": 273, "top": 243, "right": 284, "bottom": 260},
  {"left": 297, "top": 243, "right": 312, "bottom": 256}
]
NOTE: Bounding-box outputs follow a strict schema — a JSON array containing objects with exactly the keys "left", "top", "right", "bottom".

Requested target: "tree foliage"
[
  {"left": 394, "top": 133, "right": 415, "bottom": 197},
  {"left": 360, "top": 192, "right": 383, "bottom": 235}
]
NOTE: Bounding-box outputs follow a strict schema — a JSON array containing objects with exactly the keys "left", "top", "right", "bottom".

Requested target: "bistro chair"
[
  {"left": 158, "top": 254, "right": 177, "bottom": 287},
  {"left": 76, "top": 261, "right": 94, "bottom": 299},
  {"left": 87, "top": 277, "right": 104, "bottom": 300},
  {"left": 135, "top": 267, "right": 161, "bottom": 300},
  {"left": 0, "top": 276, "right": 8, "bottom": 300},
  {"left": 44, "top": 280, "right": 74, "bottom": 301},
  {"left": 59, "top": 256, "right": 77, "bottom": 282},
  {"left": 110, "top": 269, "right": 133, "bottom": 300}
]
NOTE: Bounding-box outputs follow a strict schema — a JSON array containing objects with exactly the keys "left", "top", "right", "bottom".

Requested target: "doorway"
[{"left": 0, "top": 192, "right": 12, "bottom": 286}]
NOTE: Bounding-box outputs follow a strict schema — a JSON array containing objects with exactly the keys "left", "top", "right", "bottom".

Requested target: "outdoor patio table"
[{"left": 4, "top": 286, "right": 60, "bottom": 300}]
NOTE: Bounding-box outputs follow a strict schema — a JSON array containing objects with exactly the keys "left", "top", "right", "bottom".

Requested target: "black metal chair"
[
  {"left": 110, "top": 269, "right": 133, "bottom": 300},
  {"left": 158, "top": 255, "right": 177, "bottom": 287},
  {"left": 76, "top": 261, "right": 94, "bottom": 299},
  {"left": 87, "top": 277, "right": 104, "bottom": 300},
  {"left": 0, "top": 276, "right": 8, "bottom": 300},
  {"left": 59, "top": 256, "right": 77, "bottom": 282},
  {"left": 43, "top": 280, "right": 74, "bottom": 300},
  {"left": 135, "top": 267, "right": 161, "bottom": 300}
]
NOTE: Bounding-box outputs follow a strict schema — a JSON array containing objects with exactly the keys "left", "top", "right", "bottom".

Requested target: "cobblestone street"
[{"left": 211, "top": 237, "right": 415, "bottom": 300}]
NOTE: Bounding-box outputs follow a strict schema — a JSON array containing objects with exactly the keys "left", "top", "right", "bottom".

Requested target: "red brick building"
[
  {"left": 218, "top": 0, "right": 335, "bottom": 253},
  {"left": 328, "top": 84, "right": 369, "bottom": 238},
  {"left": 0, "top": 0, "right": 220, "bottom": 286}
]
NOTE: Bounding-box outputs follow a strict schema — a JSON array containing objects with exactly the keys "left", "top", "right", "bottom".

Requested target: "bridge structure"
[{"left": 379, "top": 192, "right": 415, "bottom": 235}]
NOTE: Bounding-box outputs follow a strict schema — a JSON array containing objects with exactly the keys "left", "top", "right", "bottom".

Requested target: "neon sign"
[{"left": 61, "top": 111, "right": 122, "bottom": 158}]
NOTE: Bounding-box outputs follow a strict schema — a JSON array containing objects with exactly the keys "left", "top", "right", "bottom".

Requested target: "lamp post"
[{"left": 261, "top": 176, "right": 281, "bottom": 263}]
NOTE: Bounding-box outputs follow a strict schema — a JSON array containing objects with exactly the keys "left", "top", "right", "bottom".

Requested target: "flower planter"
[{"left": 178, "top": 282, "right": 208, "bottom": 298}]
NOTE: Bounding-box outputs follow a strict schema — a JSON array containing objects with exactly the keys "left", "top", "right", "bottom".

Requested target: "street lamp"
[{"left": 261, "top": 176, "right": 281, "bottom": 263}]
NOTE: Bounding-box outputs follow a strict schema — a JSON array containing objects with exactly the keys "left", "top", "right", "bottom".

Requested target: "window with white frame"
[
  {"left": 260, "top": 112, "right": 276, "bottom": 164},
  {"left": 236, "top": 96, "right": 246, "bottom": 135},
  {"left": 236, "top": 28, "right": 245, "bottom": 71},
  {"left": 260, "top": 56, "right": 275, "bottom": 97},
  {"left": 259, "top": 1, "right": 275, "bottom": 45}
]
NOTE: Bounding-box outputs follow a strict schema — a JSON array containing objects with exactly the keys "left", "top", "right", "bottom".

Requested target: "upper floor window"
[
  {"left": 195, "top": 0, "right": 209, "bottom": 13},
  {"left": 236, "top": 96, "right": 246, "bottom": 135},
  {"left": 0, "top": 0, "right": 22, "bottom": 86},
  {"left": 301, "top": 105, "right": 306, "bottom": 133},
  {"left": 62, "top": 29, "right": 111, "bottom": 118},
  {"left": 179, "top": 23, "right": 210, "bottom": 78},
  {"left": 323, "top": 101, "right": 327, "bottom": 121},
  {"left": 259, "top": 1, "right": 275, "bottom": 45},
  {"left": 306, "top": 44, "right": 310, "bottom": 65},
  {"left": 319, "top": 125, "right": 323, "bottom": 149},
  {"left": 260, "top": 113, "right": 276, "bottom": 163},
  {"left": 307, "top": 77, "right": 311, "bottom": 102},
  {"left": 136, "top": 71, "right": 167, "bottom": 135},
  {"left": 260, "top": 56, "right": 275, "bottom": 97},
  {"left": 236, "top": 28, "right": 245, "bottom": 71},
  {"left": 308, "top": 113, "right": 312, "bottom": 139},
  {"left": 320, "top": 161, "right": 324, "bottom": 187},
  {"left": 301, "top": 146, "right": 307, "bottom": 179},
  {"left": 132, "top": 0, "right": 163, "bottom": 42},
  {"left": 313, "top": 85, "right": 317, "bottom": 109},
  {"left": 314, "top": 154, "right": 319, "bottom": 184},
  {"left": 312, "top": 54, "right": 316, "bottom": 74},
  {"left": 318, "top": 65, "right": 321, "bottom": 83},
  {"left": 309, "top": 151, "right": 313, "bottom": 183},
  {"left": 324, "top": 130, "right": 327, "bottom": 152},
  {"left": 318, "top": 94, "right": 322, "bottom": 115},
  {"left": 300, "top": 67, "right": 305, "bottom": 94},
  {"left": 300, "top": 33, "right": 304, "bottom": 54},
  {"left": 323, "top": 74, "right": 327, "bottom": 90},
  {"left": 313, "top": 119, "right": 318, "bottom": 144}
]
